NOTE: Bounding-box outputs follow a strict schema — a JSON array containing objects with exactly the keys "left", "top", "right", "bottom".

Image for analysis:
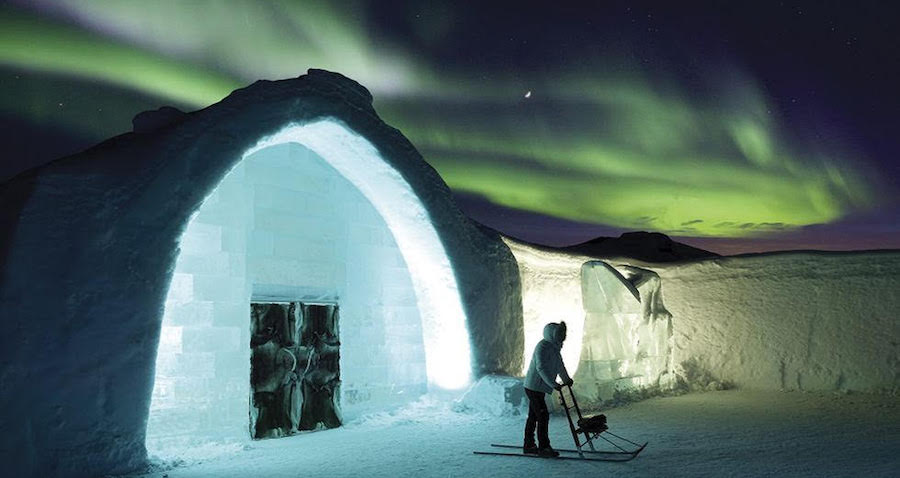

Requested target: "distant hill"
[{"left": 562, "top": 231, "right": 718, "bottom": 262}]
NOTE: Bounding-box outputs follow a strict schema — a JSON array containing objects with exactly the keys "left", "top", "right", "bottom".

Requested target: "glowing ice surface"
[
  {"left": 148, "top": 119, "right": 472, "bottom": 457},
  {"left": 502, "top": 238, "right": 587, "bottom": 376},
  {"left": 243, "top": 120, "right": 472, "bottom": 390}
]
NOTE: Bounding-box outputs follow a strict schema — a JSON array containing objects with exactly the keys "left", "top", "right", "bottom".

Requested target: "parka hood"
[{"left": 542, "top": 322, "right": 567, "bottom": 347}]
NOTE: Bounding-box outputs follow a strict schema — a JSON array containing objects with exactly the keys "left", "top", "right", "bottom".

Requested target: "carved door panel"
[
  {"left": 298, "top": 304, "right": 341, "bottom": 430},
  {"left": 250, "top": 302, "right": 340, "bottom": 439}
]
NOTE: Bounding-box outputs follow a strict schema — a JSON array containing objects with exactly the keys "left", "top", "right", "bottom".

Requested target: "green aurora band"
[{"left": 0, "top": 1, "right": 873, "bottom": 238}]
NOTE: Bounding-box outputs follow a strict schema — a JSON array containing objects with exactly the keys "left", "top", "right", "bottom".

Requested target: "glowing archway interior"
[
  {"left": 242, "top": 119, "right": 472, "bottom": 390},
  {"left": 502, "top": 238, "right": 586, "bottom": 376}
]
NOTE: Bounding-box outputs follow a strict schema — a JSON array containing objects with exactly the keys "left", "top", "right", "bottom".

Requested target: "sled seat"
[{"left": 576, "top": 414, "right": 607, "bottom": 434}]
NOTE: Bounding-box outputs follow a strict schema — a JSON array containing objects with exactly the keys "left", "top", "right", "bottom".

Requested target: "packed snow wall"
[
  {"left": 503, "top": 239, "right": 674, "bottom": 405},
  {"left": 503, "top": 240, "right": 589, "bottom": 374},
  {"left": 0, "top": 70, "right": 523, "bottom": 478},
  {"left": 656, "top": 252, "right": 900, "bottom": 392}
]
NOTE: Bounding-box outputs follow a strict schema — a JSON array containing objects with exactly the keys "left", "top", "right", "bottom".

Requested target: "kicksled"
[{"left": 474, "top": 383, "right": 647, "bottom": 462}]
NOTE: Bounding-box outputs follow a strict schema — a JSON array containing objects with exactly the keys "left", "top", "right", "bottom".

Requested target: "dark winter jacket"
[{"left": 524, "top": 322, "right": 571, "bottom": 394}]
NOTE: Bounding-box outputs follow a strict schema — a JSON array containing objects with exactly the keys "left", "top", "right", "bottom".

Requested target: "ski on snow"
[
  {"left": 488, "top": 442, "right": 645, "bottom": 455},
  {"left": 473, "top": 442, "right": 646, "bottom": 462}
]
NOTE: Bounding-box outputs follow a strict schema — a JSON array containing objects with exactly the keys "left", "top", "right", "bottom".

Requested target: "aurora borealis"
[{"left": 2, "top": 1, "right": 897, "bottom": 252}]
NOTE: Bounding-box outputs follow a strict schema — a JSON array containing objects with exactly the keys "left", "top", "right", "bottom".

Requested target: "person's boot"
[
  {"left": 538, "top": 446, "right": 560, "bottom": 458},
  {"left": 523, "top": 443, "right": 539, "bottom": 455}
]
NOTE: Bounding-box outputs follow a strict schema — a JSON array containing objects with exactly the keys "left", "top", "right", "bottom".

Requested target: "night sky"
[{"left": 2, "top": 1, "right": 898, "bottom": 254}]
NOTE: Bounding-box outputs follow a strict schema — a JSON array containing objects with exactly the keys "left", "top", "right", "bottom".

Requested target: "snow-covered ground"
[{"left": 123, "top": 390, "right": 898, "bottom": 478}]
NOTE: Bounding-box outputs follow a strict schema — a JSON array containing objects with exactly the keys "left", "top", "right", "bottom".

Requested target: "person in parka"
[{"left": 523, "top": 321, "right": 573, "bottom": 457}]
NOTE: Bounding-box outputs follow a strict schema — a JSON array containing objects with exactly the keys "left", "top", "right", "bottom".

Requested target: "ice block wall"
[
  {"left": 245, "top": 143, "right": 426, "bottom": 413},
  {"left": 147, "top": 162, "right": 253, "bottom": 452},
  {"left": 147, "top": 143, "right": 426, "bottom": 454}
]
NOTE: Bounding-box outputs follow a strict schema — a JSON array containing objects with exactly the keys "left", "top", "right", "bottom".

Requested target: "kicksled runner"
[{"left": 474, "top": 383, "right": 647, "bottom": 462}]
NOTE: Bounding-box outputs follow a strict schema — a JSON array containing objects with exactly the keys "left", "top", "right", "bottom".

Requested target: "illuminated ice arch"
[
  {"left": 244, "top": 120, "right": 472, "bottom": 390},
  {"left": 148, "top": 119, "right": 471, "bottom": 453}
]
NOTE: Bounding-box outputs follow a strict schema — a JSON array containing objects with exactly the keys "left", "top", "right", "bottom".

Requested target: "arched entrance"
[
  {"left": 0, "top": 71, "right": 523, "bottom": 477},
  {"left": 147, "top": 120, "right": 472, "bottom": 455}
]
